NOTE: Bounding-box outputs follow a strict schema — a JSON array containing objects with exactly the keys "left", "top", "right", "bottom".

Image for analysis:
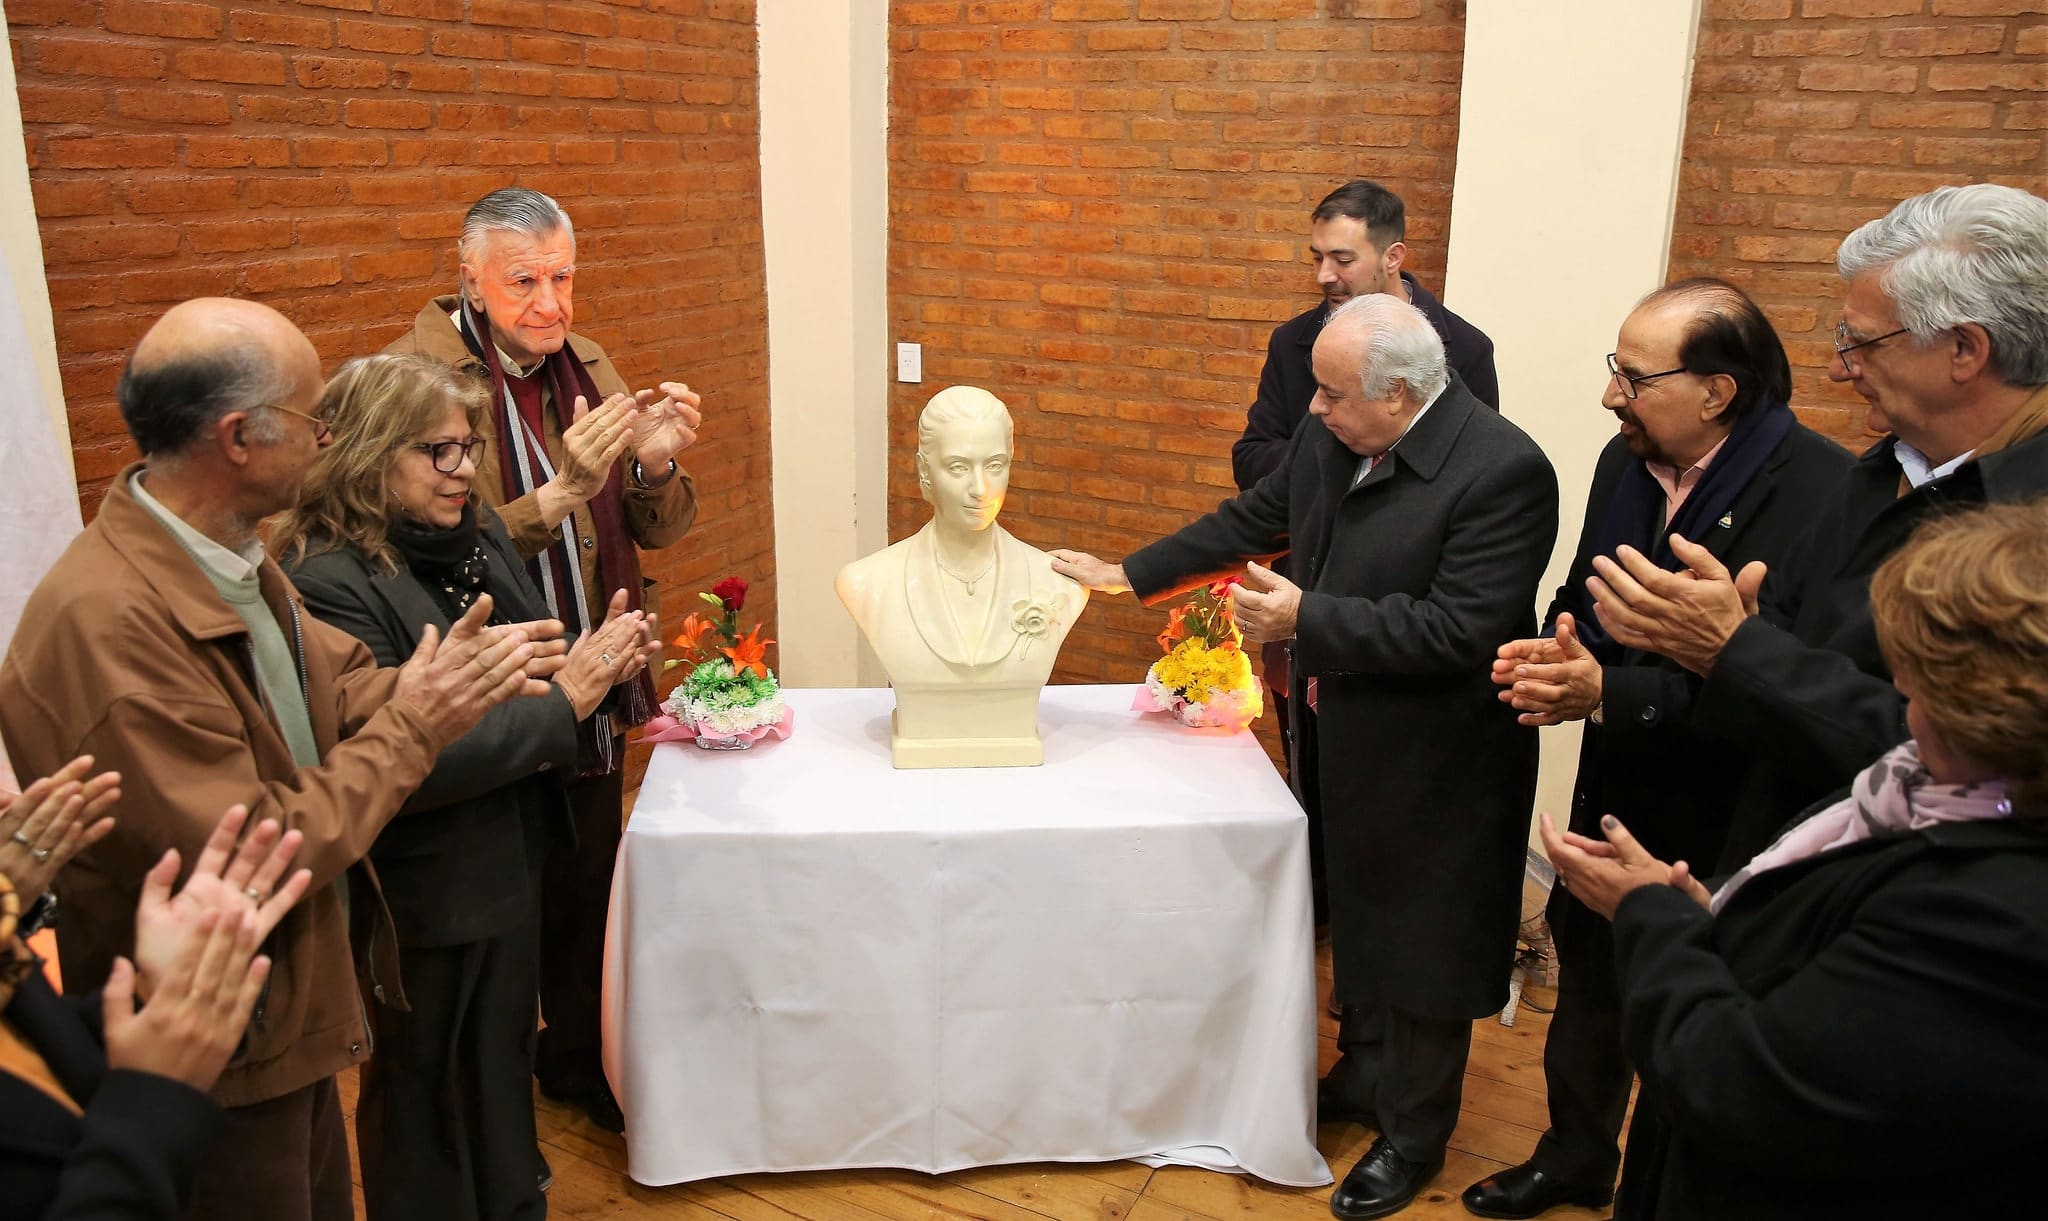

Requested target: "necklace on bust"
[{"left": 934, "top": 547, "right": 995, "bottom": 597}]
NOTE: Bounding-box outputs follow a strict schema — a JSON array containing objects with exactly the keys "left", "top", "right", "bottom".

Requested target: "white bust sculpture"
[{"left": 836, "top": 386, "right": 1089, "bottom": 768}]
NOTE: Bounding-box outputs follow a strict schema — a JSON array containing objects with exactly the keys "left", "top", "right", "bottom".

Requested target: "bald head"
[{"left": 119, "top": 297, "right": 320, "bottom": 456}]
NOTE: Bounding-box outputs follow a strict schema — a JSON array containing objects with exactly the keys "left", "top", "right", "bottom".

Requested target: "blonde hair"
[
  {"left": 1870, "top": 501, "right": 2048, "bottom": 819},
  {"left": 270, "top": 354, "right": 487, "bottom": 573}
]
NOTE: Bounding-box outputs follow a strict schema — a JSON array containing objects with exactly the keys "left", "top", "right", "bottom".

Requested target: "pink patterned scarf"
[{"left": 1711, "top": 739, "right": 2013, "bottom": 914}]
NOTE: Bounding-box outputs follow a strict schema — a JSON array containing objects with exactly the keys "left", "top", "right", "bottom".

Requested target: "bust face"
[{"left": 920, "top": 413, "right": 1011, "bottom": 534}]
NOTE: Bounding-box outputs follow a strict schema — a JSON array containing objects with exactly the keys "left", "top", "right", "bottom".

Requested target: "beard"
[{"left": 1617, "top": 413, "right": 1678, "bottom": 468}]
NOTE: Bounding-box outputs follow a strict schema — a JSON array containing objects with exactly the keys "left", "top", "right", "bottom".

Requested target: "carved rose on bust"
[{"left": 1011, "top": 590, "right": 1059, "bottom": 658}]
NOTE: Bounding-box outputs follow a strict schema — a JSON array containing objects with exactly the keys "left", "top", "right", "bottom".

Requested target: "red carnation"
[{"left": 712, "top": 576, "right": 748, "bottom": 613}]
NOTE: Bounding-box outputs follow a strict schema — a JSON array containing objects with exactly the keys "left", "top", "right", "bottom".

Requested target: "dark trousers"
[
  {"left": 1326, "top": 1003, "right": 1473, "bottom": 1163},
  {"left": 185, "top": 1076, "right": 351, "bottom": 1221},
  {"left": 536, "top": 762, "right": 625, "bottom": 1094},
  {"left": 357, "top": 922, "right": 545, "bottom": 1221},
  {"left": 1528, "top": 889, "right": 1633, "bottom": 1187}
]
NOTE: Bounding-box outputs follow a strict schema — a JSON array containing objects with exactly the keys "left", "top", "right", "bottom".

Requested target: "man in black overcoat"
[
  {"left": 1458, "top": 280, "right": 1852, "bottom": 1219},
  {"left": 1229, "top": 178, "right": 1499, "bottom": 930},
  {"left": 1582, "top": 184, "right": 2048, "bottom": 873},
  {"left": 1053, "top": 295, "right": 1557, "bottom": 1219}
]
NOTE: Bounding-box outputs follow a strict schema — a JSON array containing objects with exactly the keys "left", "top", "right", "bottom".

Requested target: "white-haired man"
[
  {"left": 388, "top": 187, "right": 702, "bottom": 1134},
  {"left": 1053, "top": 295, "right": 1559, "bottom": 1219},
  {"left": 1584, "top": 183, "right": 2048, "bottom": 878}
]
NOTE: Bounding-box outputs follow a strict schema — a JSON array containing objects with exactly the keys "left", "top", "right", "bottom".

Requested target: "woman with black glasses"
[{"left": 273, "top": 354, "right": 654, "bottom": 1221}]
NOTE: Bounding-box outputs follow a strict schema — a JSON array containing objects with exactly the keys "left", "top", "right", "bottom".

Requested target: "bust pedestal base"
[{"left": 888, "top": 683, "right": 1044, "bottom": 769}]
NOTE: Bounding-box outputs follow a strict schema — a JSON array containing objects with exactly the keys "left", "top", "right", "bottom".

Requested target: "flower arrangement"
[
  {"left": 643, "top": 577, "right": 793, "bottom": 750},
  {"left": 1136, "top": 577, "right": 1263, "bottom": 731}
]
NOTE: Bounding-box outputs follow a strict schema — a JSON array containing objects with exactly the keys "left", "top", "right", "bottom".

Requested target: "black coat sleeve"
[
  {"left": 1230, "top": 326, "right": 1303, "bottom": 493},
  {"left": 1125, "top": 453, "right": 1294, "bottom": 604},
  {"left": 1693, "top": 615, "right": 1908, "bottom": 795},
  {"left": 288, "top": 564, "right": 580, "bottom": 813},
  {"left": 1293, "top": 444, "right": 1559, "bottom": 675},
  {"left": 1611, "top": 876, "right": 2048, "bottom": 1182},
  {"left": 35, "top": 1069, "right": 225, "bottom": 1221}
]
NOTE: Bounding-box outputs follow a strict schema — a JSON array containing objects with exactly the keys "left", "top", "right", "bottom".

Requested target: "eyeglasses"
[
  {"left": 1606, "top": 353, "right": 1688, "bottom": 401},
  {"left": 409, "top": 437, "right": 488, "bottom": 474},
  {"left": 1832, "top": 320, "right": 1912, "bottom": 373},
  {"left": 264, "top": 403, "right": 332, "bottom": 442}
]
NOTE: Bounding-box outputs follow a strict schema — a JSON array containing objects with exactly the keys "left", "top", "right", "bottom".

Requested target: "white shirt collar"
[{"left": 1894, "top": 440, "right": 1973, "bottom": 489}]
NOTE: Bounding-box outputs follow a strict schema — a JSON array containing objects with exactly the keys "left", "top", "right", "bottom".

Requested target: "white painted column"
[
  {"left": 1444, "top": 0, "right": 1704, "bottom": 838},
  {"left": 758, "top": 0, "right": 891, "bottom": 688},
  {"left": 1, "top": 6, "right": 70, "bottom": 458},
  {"left": 0, "top": 7, "right": 83, "bottom": 779}
]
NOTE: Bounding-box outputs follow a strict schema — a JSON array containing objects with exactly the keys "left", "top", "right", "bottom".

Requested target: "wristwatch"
[
  {"left": 1588, "top": 703, "right": 1605, "bottom": 726},
  {"left": 630, "top": 457, "right": 678, "bottom": 490}
]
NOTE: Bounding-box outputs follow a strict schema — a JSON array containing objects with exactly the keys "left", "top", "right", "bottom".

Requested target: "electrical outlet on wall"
[{"left": 896, "top": 342, "right": 922, "bottom": 384}]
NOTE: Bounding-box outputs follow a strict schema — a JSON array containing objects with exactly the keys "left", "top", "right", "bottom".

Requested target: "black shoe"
[
  {"left": 1315, "top": 1075, "right": 1376, "bottom": 1128},
  {"left": 537, "top": 1153, "right": 553, "bottom": 1194},
  {"left": 1460, "top": 1162, "right": 1613, "bottom": 1219},
  {"left": 1330, "top": 1136, "right": 1443, "bottom": 1220},
  {"left": 541, "top": 1080, "right": 626, "bottom": 1134}
]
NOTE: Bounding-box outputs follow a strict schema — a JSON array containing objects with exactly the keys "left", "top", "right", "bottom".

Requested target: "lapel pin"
[{"left": 1717, "top": 512, "right": 1734, "bottom": 528}]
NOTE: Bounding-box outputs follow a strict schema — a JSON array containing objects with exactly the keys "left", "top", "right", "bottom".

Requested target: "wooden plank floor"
[{"left": 336, "top": 949, "right": 1617, "bottom": 1221}]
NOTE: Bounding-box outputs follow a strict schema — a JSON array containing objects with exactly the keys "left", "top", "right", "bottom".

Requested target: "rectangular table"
[{"left": 603, "top": 684, "right": 1329, "bottom": 1187}]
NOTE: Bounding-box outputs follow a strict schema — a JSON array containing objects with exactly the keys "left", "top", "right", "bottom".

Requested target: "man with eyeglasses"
[
  {"left": 0, "top": 297, "right": 570, "bottom": 1221},
  {"left": 1460, "top": 279, "right": 1850, "bottom": 1220},
  {"left": 387, "top": 186, "right": 702, "bottom": 1137},
  {"left": 1584, "top": 183, "right": 2048, "bottom": 879},
  {"left": 1229, "top": 179, "right": 1500, "bottom": 939}
]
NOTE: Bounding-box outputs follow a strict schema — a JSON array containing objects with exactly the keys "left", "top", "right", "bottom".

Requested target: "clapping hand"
[
  {"left": 1537, "top": 810, "right": 1711, "bottom": 920},
  {"left": 557, "top": 590, "right": 659, "bottom": 719},
  {"left": 1493, "top": 613, "right": 1603, "bottom": 726},
  {"left": 108, "top": 802, "right": 315, "bottom": 1091},
  {"left": 630, "top": 381, "right": 702, "bottom": 471},
  {"left": 1587, "top": 535, "right": 1766, "bottom": 675},
  {"left": 549, "top": 393, "right": 640, "bottom": 512},
  {"left": 1230, "top": 561, "right": 1301, "bottom": 644},
  {"left": 392, "top": 596, "right": 565, "bottom": 748},
  {"left": 132, "top": 803, "right": 311, "bottom": 1001},
  {"left": 0, "top": 756, "right": 120, "bottom": 896}
]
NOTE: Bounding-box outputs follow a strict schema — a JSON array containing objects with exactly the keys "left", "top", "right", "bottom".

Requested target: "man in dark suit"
[
  {"left": 1229, "top": 178, "right": 1500, "bottom": 928},
  {"left": 1459, "top": 279, "right": 1851, "bottom": 1219},
  {"left": 1583, "top": 184, "right": 2048, "bottom": 871},
  {"left": 1054, "top": 295, "right": 1557, "bottom": 1219}
]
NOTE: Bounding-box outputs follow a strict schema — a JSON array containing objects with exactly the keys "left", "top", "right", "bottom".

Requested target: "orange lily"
[
  {"left": 672, "top": 612, "right": 714, "bottom": 659},
  {"left": 1155, "top": 604, "right": 1190, "bottom": 654},
  {"left": 721, "top": 624, "right": 776, "bottom": 681}
]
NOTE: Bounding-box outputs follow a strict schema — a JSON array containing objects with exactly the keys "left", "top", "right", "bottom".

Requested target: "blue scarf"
[{"left": 1577, "top": 398, "right": 1794, "bottom": 662}]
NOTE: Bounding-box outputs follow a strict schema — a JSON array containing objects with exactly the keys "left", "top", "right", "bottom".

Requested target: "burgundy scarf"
[{"left": 457, "top": 301, "right": 657, "bottom": 764}]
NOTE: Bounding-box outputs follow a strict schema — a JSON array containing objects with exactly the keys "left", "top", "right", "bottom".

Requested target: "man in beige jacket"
[{"left": 386, "top": 187, "right": 702, "bottom": 1131}]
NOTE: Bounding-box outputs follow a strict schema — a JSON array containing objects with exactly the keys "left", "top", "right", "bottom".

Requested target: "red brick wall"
[
  {"left": 1667, "top": 0, "right": 2047, "bottom": 446},
  {"left": 11, "top": 0, "right": 774, "bottom": 660},
  {"left": 887, "top": 0, "right": 1471, "bottom": 695}
]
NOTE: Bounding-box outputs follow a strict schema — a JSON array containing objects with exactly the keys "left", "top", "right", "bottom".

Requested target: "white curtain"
[{"left": 0, "top": 241, "right": 82, "bottom": 783}]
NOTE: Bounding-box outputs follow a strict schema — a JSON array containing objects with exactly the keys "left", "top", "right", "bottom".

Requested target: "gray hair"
[
  {"left": 117, "top": 337, "right": 295, "bottom": 456},
  {"left": 457, "top": 187, "right": 575, "bottom": 266},
  {"left": 1329, "top": 293, "right": 1449, "bottom": 404},
  {"left": 1837, "top": 184, "right": 2048, "bottom": 387}
]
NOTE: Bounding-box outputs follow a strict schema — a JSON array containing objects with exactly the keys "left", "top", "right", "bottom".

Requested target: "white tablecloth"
[{"left": 603, "top": 684, "right": 1329, "bottom": 1187}]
